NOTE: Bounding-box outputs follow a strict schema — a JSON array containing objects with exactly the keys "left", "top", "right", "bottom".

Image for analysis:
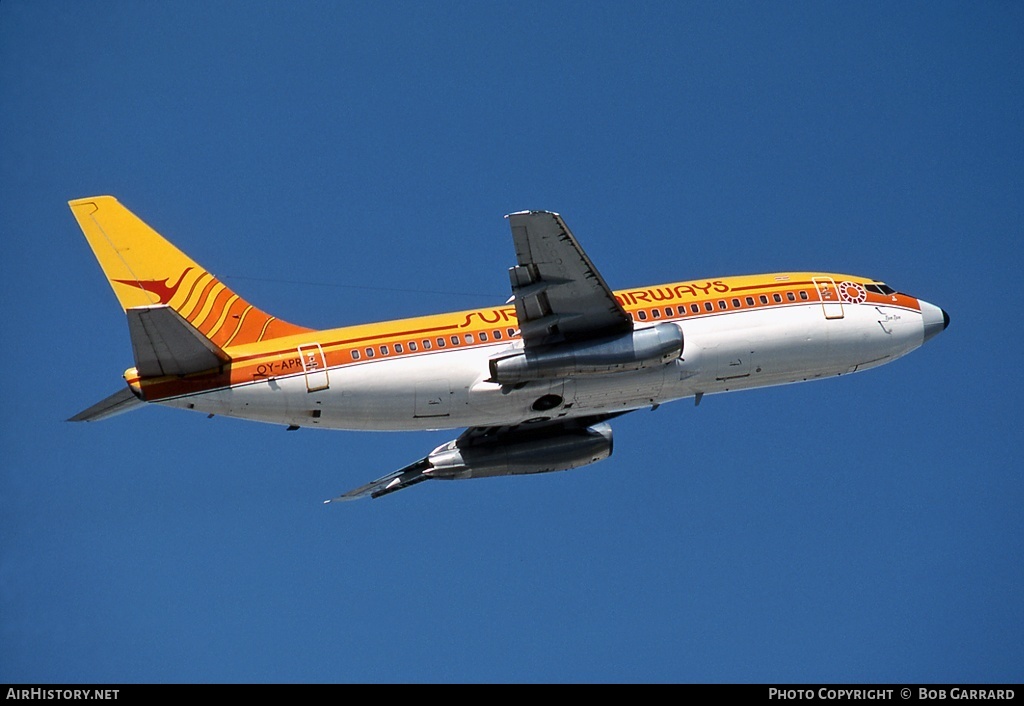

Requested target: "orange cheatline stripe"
[
  {"left": 135, "top": 301, "right": 926, "bottom": 402},
  {"left": 189, "top": 274, "right": 897, "bottom": 364}
]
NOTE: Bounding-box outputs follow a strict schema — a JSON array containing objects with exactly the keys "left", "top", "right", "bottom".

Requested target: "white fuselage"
[{"left": 162, "top": 296, "right": 927, "bottom": 431}]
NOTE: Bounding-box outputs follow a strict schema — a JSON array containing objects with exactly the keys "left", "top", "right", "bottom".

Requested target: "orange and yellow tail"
[{"left": 69, "top": 196, "right": 310, "bottom": 349}]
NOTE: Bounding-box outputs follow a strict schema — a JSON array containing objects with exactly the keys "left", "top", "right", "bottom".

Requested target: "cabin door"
[
  {"left": 298, "top": 343, "right": 330, "bottom": 392},
  {"left": 812, "top": 277, "right": 845, "bottom": 320}
]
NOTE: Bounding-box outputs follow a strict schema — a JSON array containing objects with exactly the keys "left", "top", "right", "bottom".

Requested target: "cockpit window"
[{"left": 865, "top": 283, "right": 896, "bottom": 295}]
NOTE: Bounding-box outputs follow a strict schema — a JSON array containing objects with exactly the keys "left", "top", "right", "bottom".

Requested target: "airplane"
[{"left": 68, "top": 196, "right": 949, "bottom": 500}]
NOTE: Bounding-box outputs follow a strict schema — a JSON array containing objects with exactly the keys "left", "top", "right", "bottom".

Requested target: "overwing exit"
[{"left": 69, "top": 197, "right": 948, "bottom": 500}]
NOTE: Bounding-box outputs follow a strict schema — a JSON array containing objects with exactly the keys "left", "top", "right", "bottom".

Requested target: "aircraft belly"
[
  {"left": 158, "top": 347, "right": 506, "bottom": 431},
  {"left": 316, "top": 348, "right": 492, "bottom": 431},
  {"left": 569, "top": 367, "right": 668, "bottom": 410},
  {"left": 162, "top": 374, "right": 309, "bottom": 426},
  {"left": 466, "top": 364, "right": 675, "bottom": 421}
]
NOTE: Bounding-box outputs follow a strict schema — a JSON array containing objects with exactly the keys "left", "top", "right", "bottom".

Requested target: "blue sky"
[{"left": 1, "top": 1, "right": 1021, "bottom": 684}]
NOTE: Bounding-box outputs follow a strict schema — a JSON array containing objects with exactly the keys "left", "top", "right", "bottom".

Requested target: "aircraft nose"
[{"left": 920, "top": 300, "right": 949, "bottom": 344}]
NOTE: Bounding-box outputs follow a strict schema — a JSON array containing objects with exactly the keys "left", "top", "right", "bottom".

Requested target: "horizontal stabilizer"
[
  {"left": 69, "top": 387, "right": 145, "bottom": 422},
  {"left": 324, "top": 458, "right": 433, "bottom": 503},
  {"left": 127, "top": 305, "right": 230, "bottom": 377}
]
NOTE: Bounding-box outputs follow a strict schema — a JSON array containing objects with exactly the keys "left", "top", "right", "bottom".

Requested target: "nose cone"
[{"left": 920, "top": 300, "right": 949, "bottom": 344}]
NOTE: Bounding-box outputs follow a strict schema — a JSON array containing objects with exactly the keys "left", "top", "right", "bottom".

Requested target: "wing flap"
[{"left": 505, "top": 211, "right": 631, "bottom": 347}]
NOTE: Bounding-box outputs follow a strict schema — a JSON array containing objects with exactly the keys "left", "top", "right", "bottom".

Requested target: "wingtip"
[{"left": 323, "top": 493, "right": 364, "bottom": 504}]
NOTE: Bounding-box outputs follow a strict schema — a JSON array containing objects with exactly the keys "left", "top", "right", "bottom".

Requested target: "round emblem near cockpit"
[{"left": 839, "top": 281, "right": 867, "bottom": 304}]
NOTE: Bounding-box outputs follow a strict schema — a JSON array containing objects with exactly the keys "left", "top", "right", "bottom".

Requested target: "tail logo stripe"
[
  {"left": 184, "top": 277, "right": 221, "bottom": 323},
  {"left": 194, "top": 284, "right": 232, "bottom": 333},
  {"left": 112, "top": 267, "right": 193, "bottom": 306},
  {"left": 206, "top": 293, "right": 240, "bottom": 340},
  {"left": 223, "top": 305, "right": 255, "bottom": 347},
  {"left": 69, "top": 196, "right": 313, "bottom": 350}
]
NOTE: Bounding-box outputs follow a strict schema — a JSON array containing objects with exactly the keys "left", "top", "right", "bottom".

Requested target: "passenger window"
[
  {"left": 507, "top": 328, "right": 516, "bottom": 337},
  {"left": 690, "top": 304, "right": 700, "bottom": 314},
  {"left": 450, "top": 336, "right": 460, "bottom": 346},
  {"left": 800, "top": 290, "right": 809, "bottom": 300},
  {"left": 394, "top": 343, "right": 404, "bottom": 353},
  {"left": 677, "top": 306, "right": 687, "bottom": 315},
  {"left": 493, "top": 330, "right": 502, "bottom": 340},
  {"left": 652, "top": 309, "right": 661, "bottom": 319},
  {"left": 638, "top": 310, "right": 648, "bottom": 321},
  {"left": 732, "top": 298, "right": 741, "bottom": 308},
  {"left": 665, "top": 307, "right": 673, "bottom": 317},
  {"left": 365, "top": 348, "right": 375, "bottom": 358},
  {"left": 704, "top": 302, "right": 713, "bottom": 312},
  {"left": 409, "top": 341, "right": 418, "bottom": 351},
  {"left": 759, "top": 295, "right": 768, "bottom": 304},
  {"left": 423, "top": 340, "right": 432, "bottom": 350},
  {"left": 787, "top": 292, "right": 795, "bottom": 301},
  {"left": 380, "top": 345, "right": 389, "bottom": 356},
  {"left": 351, "top": 350, "right": 361, "bottom": 360},
  {"left": 773, "top": 293, "right": 782, "bottom": 303},
  {"left": 464, "top": 333, "right": 474, "bottom": 343},
  {"left": 746, "top": 297, "right": 754, "bottom": 306},
  {"left": 718, "top": 300, "right": 727, "bottom": 310},
  {"left": 479, "top": 331, "right": 488, "bottom": 342},
  {"left": 436, "top": 338, "right": 446, "bottom": 348}
]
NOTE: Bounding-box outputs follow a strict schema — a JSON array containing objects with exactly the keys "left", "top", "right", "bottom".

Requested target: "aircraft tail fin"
[{"left": 69, "top": 196, "right": 311, "bottom": 349}]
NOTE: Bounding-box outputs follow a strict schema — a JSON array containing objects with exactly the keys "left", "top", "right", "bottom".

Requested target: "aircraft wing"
[
  {"left": 324, "top": 457, "right": 433, "bottom": 502},
  {"left": 326, "top": 414, "right": 623, "bottom": 502},
  {"left": 327, "top": 214, "right": 640, "bottom": 502},
  {"left": 505, "top": 211, "right": 632, "bottom": 347},
  {"left": 453, "top": 412, "right": 623, "bottom": 445}
]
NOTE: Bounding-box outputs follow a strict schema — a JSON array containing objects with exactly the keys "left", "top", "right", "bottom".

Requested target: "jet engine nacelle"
[
  {"left": 424, "top": 422, "right": 614, "bottom": 480},
  {"left": 488, "top": 323, "right": 683, "bottom": 384}
]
